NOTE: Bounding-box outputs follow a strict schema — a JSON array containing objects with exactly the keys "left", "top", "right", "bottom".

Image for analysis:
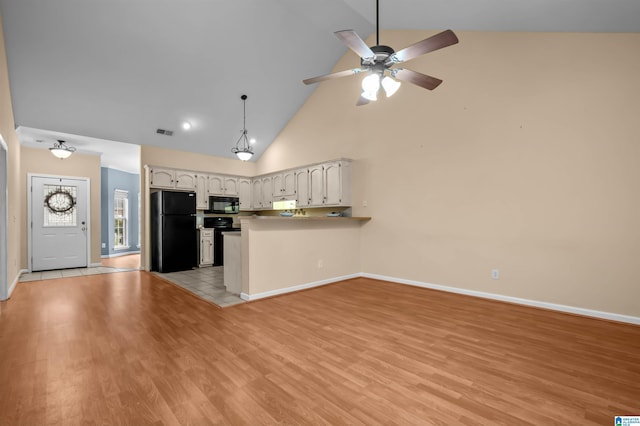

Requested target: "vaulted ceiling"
[{"left": 2, "top": 0, "right": 639, "bottom": 169}]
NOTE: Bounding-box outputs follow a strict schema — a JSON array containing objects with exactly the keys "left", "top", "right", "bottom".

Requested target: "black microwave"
[{"left": 205, "top": 196, "right": 239, "bottom": 214}]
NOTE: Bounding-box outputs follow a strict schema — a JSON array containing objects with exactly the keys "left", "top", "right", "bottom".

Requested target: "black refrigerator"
[{"left": 150, "top": 191, "right": 197, "bottom": 273}]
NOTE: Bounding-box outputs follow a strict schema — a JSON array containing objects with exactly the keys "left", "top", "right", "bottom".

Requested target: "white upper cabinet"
[
  {"left": 147, "top": 159, "right": 352, "bottom": 210},
  {"left": 208, "top": 175, "right": 225, "bottom": 196},
  {"left": 175, "top": 170, "right": 196, "bottom": 190},
  {"left": 295, "top": 169, "right": 309, "bottom": 207},
  {"left": 306, "top": 160, "right": 352, "bottom": 207},
  {"left": 261, "top": 176, "right": 273, "bottom": 209},
  {"left": 224, "top": 177, "right": 239, "bottom": 196},
  {"left": 149, "top": 167, "right": 175, "bottom": 189},
  {"left": 272, "top": 170, "right": 297, "bottom": 201},
  {"left": 308, "top": 165, "right": 324, "bottom": 206},
  {"left": 238, "top": 178, "right": 252, "bottom": 210},
  {"left": 252, "top": 178, "right": 263, "bottom": 209},
  {"left": 208, "top": 174, "right": 238, "bottom": 196},
  {"left": 323, "top": 161, "right": 343, "bottom": 206},
  {"left": 196, "top": 174, "right": 209, "bottom": 210}
]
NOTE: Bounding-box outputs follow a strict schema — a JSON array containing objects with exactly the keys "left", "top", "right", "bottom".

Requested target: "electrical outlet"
[
  {"left": 491, "top": 269, "right": 500, "bottom": 280},
  {"left": 317, "top": 259, "right": 324, "bottom": 268},
  {"left": 362, "top": 200, "right": 368, "bottom": 207},
  {"left": 101, "top": 243, "right": 106, "bottom": 249}
]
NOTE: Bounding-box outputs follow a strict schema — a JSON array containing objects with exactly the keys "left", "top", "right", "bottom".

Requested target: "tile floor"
[
  {"left": 153, "top": 266, "right": 245, "bottom": 308},
  {"left": 19, "top": 265, "right": 138, "bottom": 281}
]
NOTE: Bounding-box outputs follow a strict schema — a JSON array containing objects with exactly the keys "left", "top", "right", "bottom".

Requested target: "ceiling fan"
[{"left": 302, "top": 0, "right": 459, "bottom": 106}]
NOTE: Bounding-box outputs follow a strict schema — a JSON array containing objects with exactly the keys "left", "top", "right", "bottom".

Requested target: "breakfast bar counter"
[{"left": 238, "top": 215, "right": 371, "bottom": 301}]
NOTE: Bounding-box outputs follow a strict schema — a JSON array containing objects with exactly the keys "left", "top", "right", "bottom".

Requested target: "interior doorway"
[{"left": 0, "top": 136, "right": 8, "bottom": 300}]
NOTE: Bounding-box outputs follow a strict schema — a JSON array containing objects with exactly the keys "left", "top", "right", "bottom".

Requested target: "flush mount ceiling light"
[
  {"left": 303, "top": 0, "right": 458, "bottom": 106},
  {"left": 181, "top": 121, "right": 192, "bottom": 130},
  {"left": 49, "top": 139, "right": 76, "bottom": 159},
  {"left": 231, "top": 94, "right": 254, "bottom": 161}
]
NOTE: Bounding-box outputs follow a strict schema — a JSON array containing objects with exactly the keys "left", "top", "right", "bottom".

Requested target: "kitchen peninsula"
[{"left": 225, "top": 215, "right": 370, "bottom": 301}]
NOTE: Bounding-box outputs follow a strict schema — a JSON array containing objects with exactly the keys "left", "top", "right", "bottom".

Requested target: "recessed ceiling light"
[
  {"left": 182, "top": 121, "right": 192, "bottom": 131},
  {"left": 250, "top": 138, "right": 256, "bottom": 144}
]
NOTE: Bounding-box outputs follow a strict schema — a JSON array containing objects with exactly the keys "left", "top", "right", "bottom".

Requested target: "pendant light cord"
[{"left": 241, "top": 94, "right": 248, "bottom": 136}]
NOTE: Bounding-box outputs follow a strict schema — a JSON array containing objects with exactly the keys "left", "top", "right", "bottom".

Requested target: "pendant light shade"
[
  {"left": 231, "top": 94, "right": 254, "bottom": 161},
  {"left": 49, "top": 140, "right": 76, "bottom": 159}
]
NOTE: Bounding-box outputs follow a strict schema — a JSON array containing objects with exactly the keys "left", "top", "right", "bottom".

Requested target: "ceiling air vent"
[{"left": 156, "top": 128, "right": 173, "bottom": 136}]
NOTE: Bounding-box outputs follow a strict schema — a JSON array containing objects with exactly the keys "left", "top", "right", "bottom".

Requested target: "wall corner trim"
[{"left": 361, "top": 273, "right": 640, "bottom": 326}]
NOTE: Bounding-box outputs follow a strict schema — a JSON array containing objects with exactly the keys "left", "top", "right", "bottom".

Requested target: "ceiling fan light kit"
[
  {"left": 49, "top": 139, "right": 76, "bottom": 159},
  {"left": 231, "top": 94, "right": 254, "bottom": 161},
  {"left": 303, "top": 0, "right": 458, "bottom": 106}
]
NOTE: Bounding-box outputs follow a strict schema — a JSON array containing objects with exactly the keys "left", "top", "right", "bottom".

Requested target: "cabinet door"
[
  {"left": 308, "top": 165, "right": 324, "bottom": 206},
  {"left": 295, "top": 169, "right": 309, "bottom": 207},
  {"left": 272, "top": 173, "right": 284, "bottom": 197},
  {"left": 199, "top": 229, "right": 214, "bottom": 267},
  {"left": 252, "top": 178, "right": 263, "bottom": 209},
  {"left": 324, "top": 162, "right": 342, "bottom": 205},
  {"left": 224, "top": 177, "right": 239, "bottom": 196},
  {"left": 238, "top": 178, "right": 252, "bottom": 210},
  {"left": 208, "top": 175, "right": 225, "bottom": 196},
  {"left": 195, "top": 174, "right": 209, "bottom": 210},
  {"left": 261, "top": 177, "right": 273, "bottom": 209},
  {"left": 282, "top": 171, "right": 297, "bottom": 198},
  {"left": 149, "top": 168, "right": 175, "bottom": 189},
  {"left": 175, "top": 171, "right": 196, "bottom": 190}
]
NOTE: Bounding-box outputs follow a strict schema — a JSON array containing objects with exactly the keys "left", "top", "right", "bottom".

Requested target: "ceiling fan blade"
[
  {"left": 389, "top": 30, "right": 459, "bottom": 64},
  {"left": 303, "top": 68, "right": 364, "bottom": 85},
  {"left": 393, "top": 69, "right": 443, "bottom": 91},
  {"left": 356, "top": 95, "right": 369, "bottom": 106},
  {"left": 334, "top": 30, "right": 375, "bottom": 60}
]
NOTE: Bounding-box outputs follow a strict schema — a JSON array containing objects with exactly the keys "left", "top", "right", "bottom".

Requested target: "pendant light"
[
  {"left": 49, "top": 140, "right": 76, "bottom": 159},
  {"left": 231, "top": 94, "right": 254, "bottom": 161}
]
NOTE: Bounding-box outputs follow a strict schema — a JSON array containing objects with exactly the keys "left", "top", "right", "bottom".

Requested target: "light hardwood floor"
[
  {"left": 1, "top": 272, "right": 638, "bottom": 425},
  {"left": 101, "top": 253, "right": 141, "bottom": 270}
]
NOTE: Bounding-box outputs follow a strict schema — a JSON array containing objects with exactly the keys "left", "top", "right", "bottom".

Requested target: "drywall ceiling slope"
[{"left": 1, "top": 0, "right": 638, "bottom": 163}]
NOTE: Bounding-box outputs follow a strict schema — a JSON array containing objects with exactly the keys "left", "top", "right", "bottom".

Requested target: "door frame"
[
  {"left": 27, "top": 173, "right": 91, "bottom": 272},
  {"left": 0, "top": 135, "right": 7, "bottom": 300}
]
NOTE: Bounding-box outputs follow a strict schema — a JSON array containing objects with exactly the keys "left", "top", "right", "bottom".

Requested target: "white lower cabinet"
[{"left": 199, "top": 229, "right": 214, "bottom": 267}]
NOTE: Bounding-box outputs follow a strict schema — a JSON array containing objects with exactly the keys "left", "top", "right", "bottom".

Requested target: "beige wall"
[
  {"left": 20, "top": 147, "right": 102, "bottom": 268},
  {"left": 257, "top": 31, "right": 640, "bottom": 317},
  {"left": 141, "top": 144, "right": 257, "bottom": 177},
  {"left": 0, "top": 10, "right": 22, "bottom": 289}
]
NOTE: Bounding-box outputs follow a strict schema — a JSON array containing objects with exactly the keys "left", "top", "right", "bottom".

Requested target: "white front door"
[{"left": 31, "top": 176, "right": 89, "bottom": 271}]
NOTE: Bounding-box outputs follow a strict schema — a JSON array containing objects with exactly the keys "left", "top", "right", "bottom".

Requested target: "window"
[{"left": 114, "top": 190, "right": 129, "bottom": 249}]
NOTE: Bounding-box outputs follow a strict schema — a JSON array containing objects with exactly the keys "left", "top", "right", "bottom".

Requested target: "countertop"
[{"left": 240, "top": 216, "right": 371, "bottom": 222}]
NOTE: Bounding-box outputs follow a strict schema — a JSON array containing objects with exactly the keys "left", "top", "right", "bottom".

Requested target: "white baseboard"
[
  {"left": 7, "top": 269, "right": 28, "bottom": 299},
  {"left": 89, "top": 262, "right": 103, "bottom": 268},
  {"left": 362, "top": 272, "right": 640, "bottom": 326},
  {"left": 240, "top": 273, "right": 361, "bottom": 302}
]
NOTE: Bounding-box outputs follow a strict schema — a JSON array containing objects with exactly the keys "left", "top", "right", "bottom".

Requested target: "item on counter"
[
  {"left": 280, "top": 211, "right": 294, "bottom": 217},
  {"left": 326, "top": 212, "right": 341, "bottom": 217}
]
